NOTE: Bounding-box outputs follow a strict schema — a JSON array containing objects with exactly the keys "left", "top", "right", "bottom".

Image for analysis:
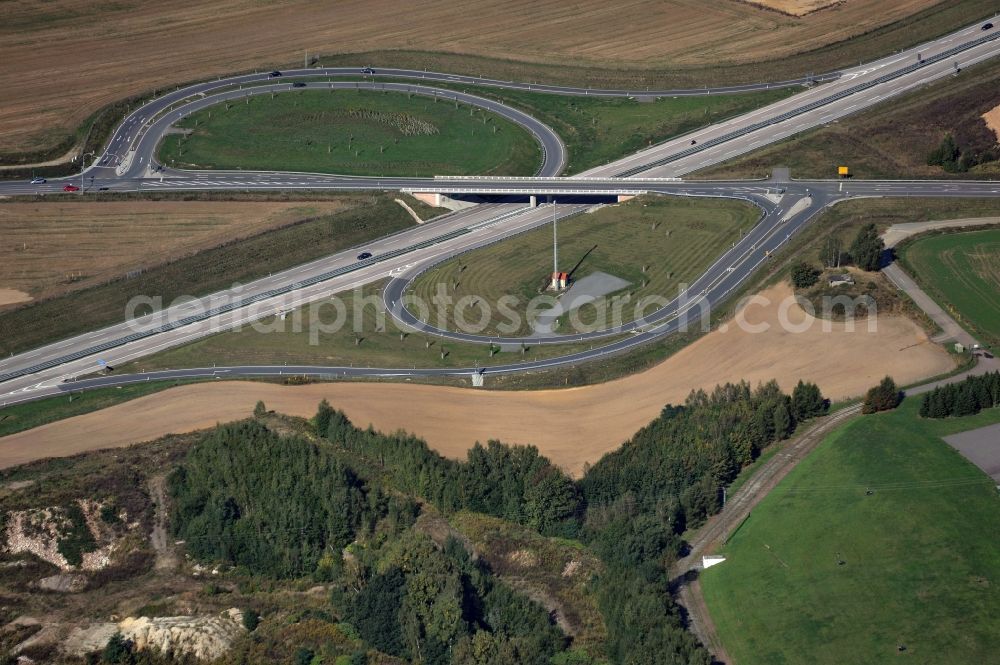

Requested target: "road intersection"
[{"left": 0, "top": 15, "right": 998, "bottom": 406}]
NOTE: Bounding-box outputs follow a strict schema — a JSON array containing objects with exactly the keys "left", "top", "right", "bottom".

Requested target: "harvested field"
[
  {"left": 745, "top": 0, "right": 842, "bottom": 17},
  {"left": 0, "top": 0, "right": 973, "bottom": 156},
  {"left": 0, "top": 283, "right": 953, "bottom": 476},
  {"left": 0, "top": 195, "right": 428, "bottom": 357},
  {"left": 0, "top": 200, "right": 356, "bottom": 301}
]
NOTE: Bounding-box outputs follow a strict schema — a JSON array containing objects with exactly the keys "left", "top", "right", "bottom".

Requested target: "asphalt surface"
[{"left": 0, "top": 16, "right": 998, "bottom": 407}]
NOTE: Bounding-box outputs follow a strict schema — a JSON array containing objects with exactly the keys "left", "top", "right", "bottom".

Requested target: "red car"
[{"left": 63, "top": 184, "right": 80, "bottom": 192}]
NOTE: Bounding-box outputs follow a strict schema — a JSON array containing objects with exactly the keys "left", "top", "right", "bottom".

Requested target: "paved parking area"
[{"left": 944, "top": 423, "right": 1000, "bottom": 482}]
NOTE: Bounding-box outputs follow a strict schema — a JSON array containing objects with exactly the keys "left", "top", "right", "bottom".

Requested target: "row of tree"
[
  {"left": 920, "top": 371, "right": 1000, "bottom": 418},
  {"left": 171, "top": 378, "right": 829, "bottom": 665},
  {"left": 578, "top": 380, "right": 825, "bottom": 664}
]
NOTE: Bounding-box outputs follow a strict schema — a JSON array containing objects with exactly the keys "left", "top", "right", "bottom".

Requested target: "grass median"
[{"left": 159, "top": 89, "right": 542, "bottom": 176}]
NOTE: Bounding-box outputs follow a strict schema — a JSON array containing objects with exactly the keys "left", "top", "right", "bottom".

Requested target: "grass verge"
[
  {"left": 702, "top": 399, "right": 1000, "bottom": 665},
  {"left": 159, "top": 89, "right": 541, "bottom": 177}
]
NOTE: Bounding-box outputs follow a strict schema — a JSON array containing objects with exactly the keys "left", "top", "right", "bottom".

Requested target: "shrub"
[
  {"left": 790, "top": 262, "right": 820, "bottom": 289},
  {"left": 242, "top": 608, "right": 260, "bottom": 632},
  {"left": 862, "top": 376, "right": 902, "bottom": 414},
  {"left": 101, "top": 633, "right": 134, "bottom": 664}
]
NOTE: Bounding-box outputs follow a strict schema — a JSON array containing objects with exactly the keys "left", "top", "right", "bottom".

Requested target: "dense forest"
[
  {"left": 169, "top": 420, "right": 417, "bottom": 579},
  {"left": 169, "top": 378, "right": 827, "bottom": 664}
]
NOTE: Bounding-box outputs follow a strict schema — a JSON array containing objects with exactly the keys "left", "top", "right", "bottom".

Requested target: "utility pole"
[{"left": 80, "top": 151, "right": 95, "bottom": 192}]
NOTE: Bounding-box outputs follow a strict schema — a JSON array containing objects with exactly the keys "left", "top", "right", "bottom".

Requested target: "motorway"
[{"left": 0, "top": 15, "right": 998, "bottom": 407}]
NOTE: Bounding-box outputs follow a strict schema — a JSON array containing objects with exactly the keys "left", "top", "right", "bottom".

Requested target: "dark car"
[
  {"left": 98, "top": 186, "right": 110, "bottom": 191},
  {"left": 357, "top": 252, "right": 373, "bottom": 260},
  {"left": 292, "top": 81, "right": 307, "bottom": 88},
  {"left": 269, "top": 70, "right": 283, "bottom": 77},
  {"left": 362, "top": 66, "right": 374, "bottom": 75},
  {"left": 983, "top": 22, "right": 994, "bottom": 30}
]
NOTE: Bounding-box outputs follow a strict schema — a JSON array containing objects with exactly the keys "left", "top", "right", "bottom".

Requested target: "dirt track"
[{"left": 0, "top": 283, "right": 953, "bottom": 475}]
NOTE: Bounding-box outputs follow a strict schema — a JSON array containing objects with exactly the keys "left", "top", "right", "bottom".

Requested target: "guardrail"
[
  {"left": 613, "top": 29, "right": 1000, "bottom": 178},
  {"left": 403, "top": 188, "right": 650, "bottom": 195},
  {"left": 435, "top": 175, "right": 683, "bottom": 182}
]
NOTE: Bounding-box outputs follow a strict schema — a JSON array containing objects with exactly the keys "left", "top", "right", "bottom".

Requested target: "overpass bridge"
[{"left": 404, "top": 175, "right": 685, "bottom": 204}]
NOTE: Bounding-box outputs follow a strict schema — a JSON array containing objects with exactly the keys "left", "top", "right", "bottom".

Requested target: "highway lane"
[
  {"left": 9, "top": 179, "right": 1000, "bottom": 408},
  {"left": 1, "top": 16, "right": 995, "bottom": 197},
  {"left": 1, "top": 13, "right": 995, "bottom": 193},
  {"left": 2, "top": 178, "right": 998, "bottom": 408},
  {"left": 0, "top": 17, "right": 998, "bottom": 404},
  {"left": 589, "top": 20, "right": 1000, "bottom": 178},
  {"left": 2, "top": 18, "right": 994, "bottom": 201},
  {"left": 0, "top": 180, "right": 763, "bottom": 384}
]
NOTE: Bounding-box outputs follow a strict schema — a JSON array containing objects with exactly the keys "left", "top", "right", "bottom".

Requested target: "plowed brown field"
[
  {"left": 0, "top": 283, "right": 953, "bottom": 475},
  {"left": 0, "top": 0, "right": 946, "bottom": 154}
]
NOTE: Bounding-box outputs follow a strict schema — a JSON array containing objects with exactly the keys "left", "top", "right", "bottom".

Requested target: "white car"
[{"left": 30, "top": 177, "right": 46, "bottom": 184}]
